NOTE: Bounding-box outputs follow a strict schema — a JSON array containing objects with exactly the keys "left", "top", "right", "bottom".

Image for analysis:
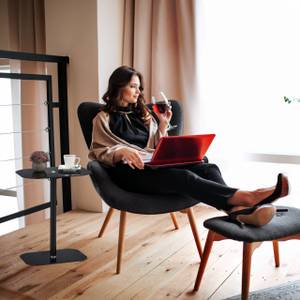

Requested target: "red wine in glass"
[
  {"left": 151, "top": 94, "right": 171, "bottom": 114},
  {"left": 153, "top": 101, "right": 171, "bottom": 113},
  {"left": 151, "top": 94, "right": 177, "bottom": 132}
]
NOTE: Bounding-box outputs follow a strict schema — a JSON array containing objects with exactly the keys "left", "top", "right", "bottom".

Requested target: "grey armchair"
[{"left": 78, "top": 100, "right": 203, "bottom": 273}]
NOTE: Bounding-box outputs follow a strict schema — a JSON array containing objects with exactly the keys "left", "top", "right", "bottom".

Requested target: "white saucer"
[{"left": 58, "top": 164, "right": 81, "bottom": 171}]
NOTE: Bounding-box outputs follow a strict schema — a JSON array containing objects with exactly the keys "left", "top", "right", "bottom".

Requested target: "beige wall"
[
  {"left": 45, "top": 0, "right": 101, "bottom": 212},
  {"left": 97, "top": 0, "right": 125, "bottom": 211},
  {"left": 97, "top": 0, "right": 124, "bottom": 99}
]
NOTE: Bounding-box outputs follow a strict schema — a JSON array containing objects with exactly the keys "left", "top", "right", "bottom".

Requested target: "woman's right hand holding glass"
[
  {"left": 156, "top": 108, "right": 172, "bottom": 134},
  {"left": 151, "top": 92, "right": 174, "bottom": 134},
  {"left": 114, "top": 148, "right": 144, "bottom": 169}
]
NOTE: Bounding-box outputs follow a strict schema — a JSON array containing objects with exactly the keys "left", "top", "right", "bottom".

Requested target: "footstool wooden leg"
[
  {"left": 272, "top": 240, "right": 280, "bottom": 267},
  {"left": 242, "top": 242, "right": 253, "bottom": 300}
]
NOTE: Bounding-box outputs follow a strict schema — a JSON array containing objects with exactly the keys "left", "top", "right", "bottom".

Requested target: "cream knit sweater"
[{"left": 88, "top": 111, "right": 165, "bottom": 167}]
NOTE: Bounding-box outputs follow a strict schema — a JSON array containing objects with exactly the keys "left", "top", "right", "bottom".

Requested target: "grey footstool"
[{"left": 193, "top": 206, "right": 300, "bottom": 300}]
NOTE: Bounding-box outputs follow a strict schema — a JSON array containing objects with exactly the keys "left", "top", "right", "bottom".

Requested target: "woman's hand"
[
  {"left": 154, "top": 107, "right": 173, "bottom": 134},
  {"left": 114, "top": 148, "right": 144, "bottom": 169}
]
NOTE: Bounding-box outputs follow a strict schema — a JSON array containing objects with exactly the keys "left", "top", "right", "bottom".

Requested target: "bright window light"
[
  {"left": 0, "top": 67, "right": 19, "bottom": 235},
  {"left": 197, "top": 0, "right": 300, "bottom": 160}
]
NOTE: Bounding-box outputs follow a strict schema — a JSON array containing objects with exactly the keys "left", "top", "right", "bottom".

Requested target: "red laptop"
[{"left": 143, "top": 134, "right": 215, "bottom": 167}]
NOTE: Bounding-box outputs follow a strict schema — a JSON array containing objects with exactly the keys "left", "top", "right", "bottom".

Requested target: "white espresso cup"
[{"left": 64, "top": 154, "right": 80, "bottom": 168}]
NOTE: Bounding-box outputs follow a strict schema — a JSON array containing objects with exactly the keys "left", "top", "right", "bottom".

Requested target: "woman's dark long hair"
[{"left": 102, "top": 66, "right": 151, "bottom": 122}]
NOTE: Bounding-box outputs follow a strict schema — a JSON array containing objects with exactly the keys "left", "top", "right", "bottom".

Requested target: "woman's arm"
[{"left": 89, "top": 112, "right": 145, "bottom": 168}]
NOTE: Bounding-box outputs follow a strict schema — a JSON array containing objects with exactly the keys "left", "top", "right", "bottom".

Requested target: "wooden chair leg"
[
  {"left": 98, "top": 207, "right": 114, "bottom": 238},
  {"left": 194, "top": 230, "right": 215, "bottom": 291},
  {"left": 272, "top": 240, "right": 280, "bottom": 267},
  {"left": 242, "top": 242, "right": 253, "bottom": 300},
  {"left": 116, "top": 211, "right": 127, "bottom": 274},
  {"left": 170, "top": 212, "right": 180, "bottom": 230},
  {"left": 186, "top": 207, "right": 203, "bottom": 259}
]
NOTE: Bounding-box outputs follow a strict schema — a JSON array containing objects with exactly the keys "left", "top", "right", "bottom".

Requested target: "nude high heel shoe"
[
  {"left": 257, "top": 174, "right": 289, "bottom": 206},
  {"left": 229, "top": 205, "right": 276, "bottom": 227}
]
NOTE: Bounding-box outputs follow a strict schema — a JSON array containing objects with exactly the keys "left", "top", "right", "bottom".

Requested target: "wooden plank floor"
[{"left": 0, "top": 204, "right": 300, "bottom": 300}]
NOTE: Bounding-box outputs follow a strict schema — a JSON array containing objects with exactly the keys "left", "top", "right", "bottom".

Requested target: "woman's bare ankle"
[
  {"left": 228, "top": 186, "right": 276, "bottom": 208},
  {"left": 252, "top": 187, "right": 275, "bottom": 205},
  {"left": 228, "top": 190, "right": 253, "bottom": 207}
]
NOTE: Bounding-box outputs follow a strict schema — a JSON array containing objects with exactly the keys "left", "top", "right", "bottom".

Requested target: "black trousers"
[{"left": 107, "top": 162, "right": 237, "bottom": 211}]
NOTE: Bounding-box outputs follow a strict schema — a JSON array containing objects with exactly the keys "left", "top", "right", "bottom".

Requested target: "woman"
[{"left": 89, "top": 66, "right": 289, "bottom": 226}]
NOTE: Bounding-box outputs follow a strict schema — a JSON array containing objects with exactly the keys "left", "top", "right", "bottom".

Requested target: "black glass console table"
[{"left": 16, "top": 167, "right": 90, "bottom": 265}]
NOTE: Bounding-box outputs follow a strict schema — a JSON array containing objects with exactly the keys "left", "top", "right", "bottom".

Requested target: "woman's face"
[{"left": 119, "top": 75, "right": 141, "bottom": 107}]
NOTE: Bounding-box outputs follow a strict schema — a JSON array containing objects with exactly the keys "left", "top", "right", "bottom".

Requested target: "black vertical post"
[
  {"left": 57, "top": 61, "right": 72, "bottom": 212},
  {"left": 50, "top": 178, "right": 57, "bottom": 262},
  {"left": 46, "top": 77, "right": 55, "bottom": 166},
  {"left": 47, "top": 76, "right": 57, "bottom": 263}
]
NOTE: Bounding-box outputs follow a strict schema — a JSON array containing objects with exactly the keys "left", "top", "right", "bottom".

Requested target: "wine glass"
[{"left": 151, "top": 92, "right": 178, "bottom": 132}]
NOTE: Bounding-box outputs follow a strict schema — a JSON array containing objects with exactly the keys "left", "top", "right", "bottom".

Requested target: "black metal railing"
[{"left": 0, "top": 49, "right": 71, "bottom": 224}]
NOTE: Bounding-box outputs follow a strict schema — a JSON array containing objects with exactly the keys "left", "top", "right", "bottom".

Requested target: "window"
[
  {"left": 197, "top": 0, "right": 300, "bottom": 161},
  {"left": 195, "top": 0, "right": 300, "bottom": 209},
  {"left": 0, "top": 66, "right": 21, "bottom": 235}
]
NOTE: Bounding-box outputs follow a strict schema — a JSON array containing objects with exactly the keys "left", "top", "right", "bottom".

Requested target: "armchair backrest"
[
  {"left": 77, "top": 100, "right": 200, "bottom": 214},
  {"left": 77, "top": 100, "right": 183, "bottom": 149}
]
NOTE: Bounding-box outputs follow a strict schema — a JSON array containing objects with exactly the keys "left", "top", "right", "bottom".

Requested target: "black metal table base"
[
  {"left": 20, "top": 249, "right": 87, "bottom": 265},
  {"left": 16, "top": 168, "right": 90, "bottom": 266}
]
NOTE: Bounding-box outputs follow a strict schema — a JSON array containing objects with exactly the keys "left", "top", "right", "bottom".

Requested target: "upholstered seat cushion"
[
  {"left": 88, "top": 160, "right": 200, "bottom": 214},
  {"left": 204, "top": 206, "right": 300, "bottom": 242}
]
